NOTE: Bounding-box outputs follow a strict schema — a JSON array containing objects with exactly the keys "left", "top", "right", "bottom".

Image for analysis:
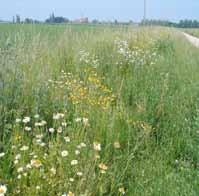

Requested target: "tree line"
[
  {"left": 141, "top": 19, "right": 199, "bottom": 28},
  {"left": 7, "top": 14, "right": 199, "bottom": 28},
  {"left": 12, "top": 13, "right": 70, "bottom": 24}
]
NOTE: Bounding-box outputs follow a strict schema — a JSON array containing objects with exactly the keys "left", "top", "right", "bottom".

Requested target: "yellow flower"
[
  {"left": 68, "top": 191, "right": 75, "bottom": 196},
  {"left": 98, "top": 163, "right": 108, "bottom": 170},
  {"left": 15, "top": 134, "right": 21, "bottom": 141},
  {"left": 30, "top": 159, "right": 42, "bottom": 168},
  {"left": 118, "top": 187, "right": 125, "bottom": 195},
  {"left": 114, "top": 141, "right": 121, "bottom": 149}
]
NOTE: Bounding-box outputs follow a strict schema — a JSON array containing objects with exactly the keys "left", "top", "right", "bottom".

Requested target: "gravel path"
[{"left": 182, "top": 32, "right": 199, "bottom": 48}]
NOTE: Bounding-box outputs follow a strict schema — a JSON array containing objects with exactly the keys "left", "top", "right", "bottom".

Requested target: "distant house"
[{"left": 74, "top": 17, "right": 89, "bottom": 24}]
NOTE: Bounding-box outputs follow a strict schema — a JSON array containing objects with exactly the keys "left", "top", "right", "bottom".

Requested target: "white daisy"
[
  {"left": 22, "top": 117, "right": 30, "bottom": 123},
  {"left": 77, "top": 172, "right": 83, "bottom": 176},
  {"left": 34, "top": 114, "right": 40, "bottom": 119},
  {"left": 64, "top": 137, "right": 70, "bottom": 143},
  {"left": 17, "top": 167, "right": 24, "bottom": 173},
  {"left": 69, "top": 178, "right": 74, "bottom": 182},
  {"left": 61, "top": 122, "right": 67, "bottom": 127},
  {"left": 0, "top": 153, "right": 5, "bottom": 158},
  {"left": 75, "top": 150, "right": 80, "bottom": 155},
  {"left": 25, "top": 127, "right": 32, "bottom": 131},
  {"left": 0, "top": 184, "right": 7, "bottom": 196},
  {"left": 41, "top": 120, "right": 47, "bottom": 126},
  {"left": 61, "top": 150, "right": 69, "bottom": 157},
  {"left": 20, "top": 146, "right": 29, "bottom": 151},
  {"left": 36, "top": 186, "right": 40, "bottom": 190},
  {"left": 82, "top": 118, "right": 89, "bottom": 126},
  {"left": 93, "top": 142, "right": 101, "bottom": 151},
  {"left": 71, "top": 160, "right": 78, "bottom": 166},
  {"left": 48, "top": 128, "right": 55, "bottom": 133},
  {"left": 15, "top": 154, "right": 21, "bottom": 160},
  {"left": 50, "top": 167, "right": 56, "bottom": 175},
  {"left": 16, "top": 118, "right": 21, "bottom": 123},
  {"left": 75, "top": 118, "right": 82, "bottom": 122},
  {"left": 80, "top": 142, "right": 86, "bottom": 148},
  {"left": 57, "top": 127, "right": 63, "bottom": 133}
]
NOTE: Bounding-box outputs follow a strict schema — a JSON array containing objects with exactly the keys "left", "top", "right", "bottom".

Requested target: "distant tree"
[
  {"left": 54, "top": 17, "right": 68, "bottom": 23},
  {"left": 177, "top": 19, "right": 199, "bottom": 28},
  {"left": 65, "top": 18, "right": 70, "bottom": 23},
  {"left": 45, "top": 13, "right": 69, "bottom": 23},
  {"left": 193, "top": 20, "right": 199, "bottom": 28},
  {"left": 12, "top": 16, "right": 15, "bottom": 23},
  {"left": 129, "top": 20, "right": 134, "bottom": 24},
  {"left": 92, "top": 19, "right": 99, "bottom": 24},
  {"left": 140, "top": 19, "right": 177, "bottom": 27},
  {"left": 24, "top": 18, "right": 33, "bottom": 24},
  {"left": 51, "top": 13, "right": 55, "bottom": 22},
  {"left": 46, "top": 13, "right": 54, "bottom": 23},
  {"left": 33, "top": 20, "right": 41, "bottom": 24},
  {"left": 114, "top": 19, "right": 118, "bottom": 25},
  {"left": 16, "top": 15, "right": 21, "bottom": 23}
]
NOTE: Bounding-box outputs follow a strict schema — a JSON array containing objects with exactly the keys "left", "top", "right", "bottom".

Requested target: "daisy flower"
[
  {"left": 0, "top": 153, "right": 5, "bottom": 158},
  {"left": 71, "top": 160, "right": 78, "bottom": 166},
  {"left": 22, "top": 117, "right": 30, "bottom": 123},
  {"left": 48, "top": 128, "right": 55, "bottom": 133},
  {"left": 0, "top": 184, "right": 7, "bottom": 196},
  {"left": 98, "top": 163, "right": 108, "bottom": 170},
  {"left": 61, "top": 150, "right": 69, "bottom": 157},
  {"left": 64, "top": 137, "right": 70, "bottom": 143},
  {"left": 93, "top": 142, "right": 101, "bottom": 151}
]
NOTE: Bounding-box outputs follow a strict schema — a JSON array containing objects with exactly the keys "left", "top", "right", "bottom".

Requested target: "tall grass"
[{"left": 1, "top": 24, "right": 199, "bottom": 195}]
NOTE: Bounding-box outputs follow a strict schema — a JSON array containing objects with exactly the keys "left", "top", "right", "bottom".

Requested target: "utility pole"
[{"left": 143, "top": 0, "right": 146, "bottom": 24}]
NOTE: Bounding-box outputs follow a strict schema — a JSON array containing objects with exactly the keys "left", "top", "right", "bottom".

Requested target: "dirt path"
[{"left": 182, "top": 32, "right": 199, "bottom": 48}]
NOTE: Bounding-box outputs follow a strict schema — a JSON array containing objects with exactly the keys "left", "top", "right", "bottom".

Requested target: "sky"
[{"left": 0, "top": 0, "right": 199, "bottom": 22}]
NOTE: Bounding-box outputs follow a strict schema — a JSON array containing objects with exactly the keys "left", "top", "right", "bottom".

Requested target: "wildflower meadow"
[{"left": 1, "top": 24, "right": 199, "bottom": 195}]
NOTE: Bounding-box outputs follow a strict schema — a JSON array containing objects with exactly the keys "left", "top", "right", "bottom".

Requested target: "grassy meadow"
[{"left": 1, "top": 24, "right": 199, "bottom": 195}]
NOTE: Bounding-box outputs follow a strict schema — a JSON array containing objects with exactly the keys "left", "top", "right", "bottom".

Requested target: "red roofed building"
[{"left": 74, "top": 17, "right": 89, "bottom": 23}]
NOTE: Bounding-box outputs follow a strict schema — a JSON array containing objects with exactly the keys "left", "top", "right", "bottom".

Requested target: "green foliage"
[{"left": 0, "top": 24, "right": 199, "bottom": 195}]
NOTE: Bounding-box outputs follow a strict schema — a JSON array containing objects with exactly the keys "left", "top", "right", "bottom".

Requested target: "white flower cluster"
[
  {"left": 114, "top": 39, "right": 158, "bottom": 68},
  {"left": 79, "top": 50, "right": 99, "bottom": 67}
]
